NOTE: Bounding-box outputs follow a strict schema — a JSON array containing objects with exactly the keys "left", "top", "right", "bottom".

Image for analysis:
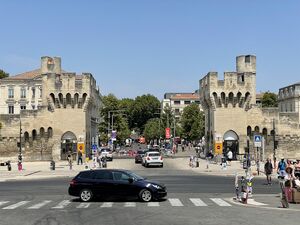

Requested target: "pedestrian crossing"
[{"left": 0, "top": 198, "right": 233, "bottom": 210}]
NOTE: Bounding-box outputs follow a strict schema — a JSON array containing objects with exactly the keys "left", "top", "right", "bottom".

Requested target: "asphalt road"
[{"left": 0, "top": 164, "right": 292, "bottom": 225}]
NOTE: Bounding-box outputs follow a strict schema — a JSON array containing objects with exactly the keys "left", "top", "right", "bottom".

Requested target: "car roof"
[{"left": 79, "top": 169, "right": 130, "bottom": 174}]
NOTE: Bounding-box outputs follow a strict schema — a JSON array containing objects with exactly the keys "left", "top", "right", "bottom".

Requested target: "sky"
[{"left": 0, "top": 0, "right": 299, "bottom": 99}]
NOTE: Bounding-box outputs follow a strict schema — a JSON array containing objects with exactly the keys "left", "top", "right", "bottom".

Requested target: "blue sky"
[{"left": 0, "top": 0, "right": 299, "bottom": 99}]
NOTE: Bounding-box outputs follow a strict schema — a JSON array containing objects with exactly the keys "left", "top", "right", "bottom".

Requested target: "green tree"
[
  {"left": 119, "top": 98, "right": 135, "bottom": 129},
  {"left": 262, "top": 92, "right": 278, "bottom": 107},
  {"left": 0, "top": 69, "right": 9, "bottom": 79},
  {"left": 143, "top": 118, "right": 162, "bottom": 141},
  {"left": 131, "top": 94, "right": 160, "bottom": 132},
  {"left": 180, "top": 103, "right": 205, "bottom": 141}
]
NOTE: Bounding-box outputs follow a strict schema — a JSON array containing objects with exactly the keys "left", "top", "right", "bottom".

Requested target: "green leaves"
[
  {"left": 180, "top": 103, "right": 204, "bottom": 141},
  {"left": 262, "top": 92, "right": 278, "bottom": 107},
  {"left": 0, "top": 69, "right": 9, "bottom": 79}
]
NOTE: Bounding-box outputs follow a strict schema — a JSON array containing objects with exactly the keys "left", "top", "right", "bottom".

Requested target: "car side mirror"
[{"left": 128, "top": 177, "right": 134, "bottom": 183}]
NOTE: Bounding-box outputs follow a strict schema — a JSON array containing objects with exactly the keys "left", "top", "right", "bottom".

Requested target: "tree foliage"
[
  {"left": 0, "top": 69, "right": 9, "bottom": 79},
  {"left": 180, "top": 103, "right": 204, "bottom": 141},
  {"left": 262, "top": 92, "right": 278, "bottom": 107},
  {"left": 143, "top": 118, "right": 163, "bottom": 141}
]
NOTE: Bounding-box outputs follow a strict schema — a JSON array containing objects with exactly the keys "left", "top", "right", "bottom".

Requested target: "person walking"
[
  {"left": 264, "top": 158, "right": 273, "bottom": 185},
  {"left": 227, "top": 150, "right": 233, "bottom": 166},
  {"left": 77, "top": 151, "right": 83, "bottom": 165},
  {"left": 67, "top": 152, "right": 73, "bottom": 170},
  {"left": 277, "top": 158, "right": 287, "bottom": 178}
]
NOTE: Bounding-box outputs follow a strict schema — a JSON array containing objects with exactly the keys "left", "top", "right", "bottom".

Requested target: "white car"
[
  {"left": 99, "top": 148, "right": 113, "bottom": 161},
  {"left": 142, "top": 151, "right": 163, "bottom": 168}
]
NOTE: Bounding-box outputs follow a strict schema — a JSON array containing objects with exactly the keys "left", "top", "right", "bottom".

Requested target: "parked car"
[
  {"left": 99, "top": 148, "right": 113, "bottom": 161},
  {"left": 68, "top": 169, "right": 167, "bottom": 202},
  {"left": 142, "top": 151, "right": 163, "bottom": 168},
  {"left": 135, "top": 149, "right": 148, "bottom": 163}
]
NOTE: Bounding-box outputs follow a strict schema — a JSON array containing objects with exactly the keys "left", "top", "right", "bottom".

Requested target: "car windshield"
[{"left": 126, "top": 171, "right": 144, "bottom": 180}]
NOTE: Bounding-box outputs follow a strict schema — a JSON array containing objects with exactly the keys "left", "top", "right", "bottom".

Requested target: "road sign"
[
  {"left": 77, "top": 142, "right": 85, "bottom": 153},
  {"left": 165, "top": 128, "right": 171, "bottom": 139},
  {"left": 215, "top": 142, "right": 223, "bottom": 155},
  {"left": 254, "top": 135, "right": 262, "bottom": 147}
]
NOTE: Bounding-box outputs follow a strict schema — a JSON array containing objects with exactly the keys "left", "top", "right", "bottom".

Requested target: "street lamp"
[{"left": 18, "top": 114, "right": 22, "bottom": 171}]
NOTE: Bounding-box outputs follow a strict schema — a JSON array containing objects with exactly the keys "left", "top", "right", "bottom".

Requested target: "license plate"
[{"left": 152, "top": 157, "right": 158, "bottom": 160}]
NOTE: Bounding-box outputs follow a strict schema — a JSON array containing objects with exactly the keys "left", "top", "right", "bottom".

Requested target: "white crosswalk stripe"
[
  {"left": 77, "top": 203, "right": 91, "bottom": 208},
  {"left": 210, "top": 198, "right": 231, "bottom": 207},
  {"left": 100, "top": 202, "right": 113, "bottom": 208},
  {"left": 28, "top": 200, "right": 52, "bottom": 209},
  {"left": 168, "top": 198, "right": 184, "bottom": 206},
  {"left": 190, "top": 198, "right": 208, "bottom": 206},
  {"left": 147, "top": 202, "right": 160, "bottom": 207},
  {"left": 51, "top": 200, "right": 71, "bottom": 209},
  {"left": 0, "top": 201, "right": 9, "bottom": 207},
  {"left": 124, "top": 202, "right": 136, "bottom": 207},
  {"left": 3, "top": 201, "right": 30, "bottom": 209}
]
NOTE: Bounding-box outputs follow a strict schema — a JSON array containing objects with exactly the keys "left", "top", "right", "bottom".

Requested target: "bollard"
[
  {"left": 50, "top": 160, "right": 55, "bottom": 170},
  {"left": 7, "top": 161, "right": 11, "bottom": 171}
]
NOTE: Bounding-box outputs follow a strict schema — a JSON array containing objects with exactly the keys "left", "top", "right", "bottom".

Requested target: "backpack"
[{"left": 278, "top": 161, "right": 286, "bottom": 170}]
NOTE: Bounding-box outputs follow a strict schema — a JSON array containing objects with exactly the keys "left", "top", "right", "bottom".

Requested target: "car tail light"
[
  {"left": 160, "top": 156, "right": 163, "bottom": 160},
  {"left": 147, "top": 157, "right": 150, "bottom": 160},
  {"left": 70, "top": 179, "right": 76, "bottom": 186}
]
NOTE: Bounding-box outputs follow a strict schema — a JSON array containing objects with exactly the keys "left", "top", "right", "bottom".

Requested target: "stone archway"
[
  {"left": 223, "top": 130, "right": 239, "bottom": 160},
  {"left": 61, "top": 131, "right": 77, "bottom": 160}
]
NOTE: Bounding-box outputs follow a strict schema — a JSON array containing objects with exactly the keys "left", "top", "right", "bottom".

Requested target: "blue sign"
[
  {"left": 254, "top": 135, "right": 262, "bottom": 147},
  {"left": 92, "top": 144, "right": 97, "bottom": 150}
]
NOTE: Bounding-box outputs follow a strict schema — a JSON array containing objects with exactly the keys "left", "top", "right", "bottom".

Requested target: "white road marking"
[
  {"left": 0, "top": 201, "right": 9, "bottom": 207},
  {"left": 168, "top": 198, "right": 184, "bottom": 206},
  {"left": 247, "top": 199, "right": 268, "bottom": 206},
  {"left": 190, "top": 198, "right": 208, "bottom": 206},
  {"left": 210, "top": 198, "right": 231, "bottom": 207},
  {"left": 100, "top": 202, "right": 113, "bottom": 208},
  {"left": 147, "top": 202, "right": 160, "bottom": 207},
  {"left": 28, "top": 200, "right": 52, "bottom": 209},
  {"left": 3, "top": 201, "right": 30, "bottom": 209},
  {"left": 51, "top": 200, "right": 71, "bottom": 209},
  {"left": 77, "top": 203, "right": 91, "bottom": 208},
  {"left": 124, "top": 202, "right": 136, "bottom": 207}
]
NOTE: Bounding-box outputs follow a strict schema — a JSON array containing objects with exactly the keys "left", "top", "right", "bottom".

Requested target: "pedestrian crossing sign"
[{"left": 254, "top": 135, "right": 262, "bottom": 147}]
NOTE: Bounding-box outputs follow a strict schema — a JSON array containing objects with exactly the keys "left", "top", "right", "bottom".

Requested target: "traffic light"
[{"left": 18, "top": 154, "right": 22, "bottom": 161}]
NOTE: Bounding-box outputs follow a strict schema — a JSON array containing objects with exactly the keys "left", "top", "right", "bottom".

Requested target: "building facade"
[
  {"left": 0, "top": 56, "right": 102, "bottom": 161},
  {"left": 200, "top": 55, "right": 300, "bottom": 160},
  {"left": 162, "top": 92, "right": 201, "bottom": 120}
]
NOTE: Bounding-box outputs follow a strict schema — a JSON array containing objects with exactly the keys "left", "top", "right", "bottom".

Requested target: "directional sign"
[{"left": 254, "top": 135, "right": 262, "bottom": 147}]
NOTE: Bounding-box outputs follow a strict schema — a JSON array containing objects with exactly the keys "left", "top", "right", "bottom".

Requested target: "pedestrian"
[
  {"left": 67, "top": 152, "right": 73, "bottom": 170},
  {"left": 181, "top": 145, "right": 185, "bottom": 152},
  {"left": 227, "top": 150, "right": 233, "bottom": 166},
  {"left": 264, "top": 158, "right": 273, "bottom": 185},
  {"left": 277, "top": 158, "right": 287, "bottom": 178},
  {"left": 77, "top": 151, "right": 83, "bottom": 165}
]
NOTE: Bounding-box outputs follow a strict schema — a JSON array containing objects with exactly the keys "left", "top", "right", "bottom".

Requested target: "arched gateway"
[
  {"left": 223, "top": 130, "right": 239, "bottom": 160},
  {"left": 61, "top": 131, "right": 77, "bottom": 160}
]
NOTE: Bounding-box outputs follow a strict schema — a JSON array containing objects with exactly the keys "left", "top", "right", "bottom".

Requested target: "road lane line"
[
  {"left": 0, "top": 201, "right": 9, "bottom": 207},
  {"left": 100, "top": 202, "right": 113, "bottom": 208},
  {"left": 168, "top": 198, "right": 184, "bottom": 206},
  {"left": 190, "top": 198, "right": 208, "bottom": 206},
  {"left": 51, "top": 200, "right": 71, "bottom": 209},
  {"left": 147, "top": 202, "right": 160, "bottom": 207},
  {"left": 3, "top": 201, "right": 30, "bottom": 209},
  {"left": 247, "top": 199, "right": 268, "bottom": 206},
  {"left": 124, "top": 202, "right": 136, "bottom": 207},
  {"left": 77, "top": 203, "right": 91, "bottom": 208},
  {"left": 28, "top": 200, "right": 52, "bottom": 209},
  {"left": 210, "top": 198, "right": 231, "bottom": 207}
]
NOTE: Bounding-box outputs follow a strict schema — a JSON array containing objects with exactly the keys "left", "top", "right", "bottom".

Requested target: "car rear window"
[
  {"left": 78, "top": 171, "right": 94, "bottom": 179},
  {"left": 149, "top": 153, "right": 160, "bottom": 157}
]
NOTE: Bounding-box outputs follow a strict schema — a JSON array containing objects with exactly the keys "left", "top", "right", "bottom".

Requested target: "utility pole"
[
  {"left": 18, "top": 114, "right": 22, "bottom": 171},
  {"left": 273, "top": 118, "right": 276, "bottom": 168}
]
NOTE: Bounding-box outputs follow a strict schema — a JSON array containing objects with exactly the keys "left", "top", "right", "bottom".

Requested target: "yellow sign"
[
  {"left": 214, "top": 142, "right": 223, "bottom": 155},
  {"left": 77, "top": 142, "right": 85, "bottom": 154}
]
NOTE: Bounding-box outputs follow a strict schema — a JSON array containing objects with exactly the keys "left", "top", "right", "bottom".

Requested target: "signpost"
[
  {"left": 254, "top": 135, "right": 262, "bottom": 147},
  {"left": 165, "top": 127, "right": 171, "bottom": 139},
  {"left": 215, "top": 142, "right": 223, "bottom": 155},
  {"left": 77, "top": 142, "right": 85, "bottom": 154}
]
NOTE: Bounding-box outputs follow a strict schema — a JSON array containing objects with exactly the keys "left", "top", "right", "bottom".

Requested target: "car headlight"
[{"left": 151, "top": 184, "right": 162, "bottom": 189}]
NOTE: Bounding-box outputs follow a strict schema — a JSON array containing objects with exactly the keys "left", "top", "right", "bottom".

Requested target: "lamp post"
[
  {"left": 18, "top": 114, "right": 22, "bottom": 171},
  {"left": 273, "top": 118, "right": 276, "bottom": 168}
]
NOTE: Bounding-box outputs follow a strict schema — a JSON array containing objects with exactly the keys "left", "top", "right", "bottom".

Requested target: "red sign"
[{"left": 165, "top": 128, "right": 171, "bottom": 139}]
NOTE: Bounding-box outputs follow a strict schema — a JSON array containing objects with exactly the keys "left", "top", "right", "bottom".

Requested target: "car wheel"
[
  {"left": 145, "top": 163, "right": 149, "bottom": 168},
  {"left": 139, "top": 189, "right": 152, "bottom": 202},
  {"left": 80, "top": 189, "right": 93, "bottom": 202}
]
